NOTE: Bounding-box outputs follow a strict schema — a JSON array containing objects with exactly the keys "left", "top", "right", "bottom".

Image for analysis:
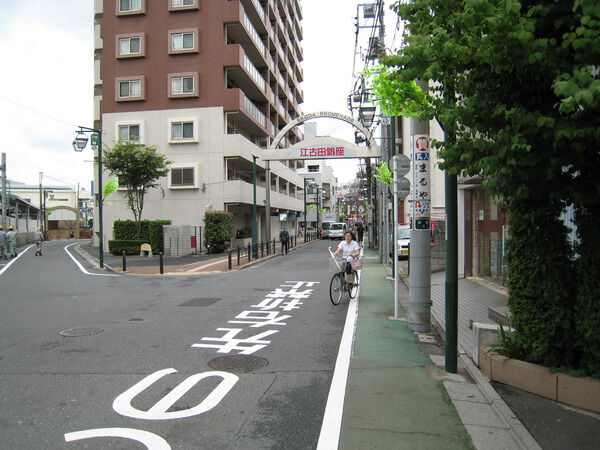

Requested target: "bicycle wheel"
[
  {"left": 329, "top": 272, "right": 344, "bottom": 305},
  {"left": 348, "top": 270, "right": 359, "bottom": 299}
]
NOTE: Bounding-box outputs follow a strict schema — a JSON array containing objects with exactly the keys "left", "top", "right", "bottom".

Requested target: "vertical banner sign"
[{"left": 411, "top": 135, "right": 430, "bottom": 229}]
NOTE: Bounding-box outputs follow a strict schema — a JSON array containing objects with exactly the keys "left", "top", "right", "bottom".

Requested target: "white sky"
[{"left": 0, "top": 0, "right": 397, "bottom": 189}]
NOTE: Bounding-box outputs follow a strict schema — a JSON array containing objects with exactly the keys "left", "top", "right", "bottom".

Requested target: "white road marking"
[
  {"left": 64, "top": 243, "right": 118, "bottom": 277},
  {"left": 317, "top": 273, "right": 361, "bottom": 450},
  {"left": 65, "top": 428, "right": 171, "bottom": 449},
  {"left": 0, "top": 245, "right": 33, "bottom": 275}
]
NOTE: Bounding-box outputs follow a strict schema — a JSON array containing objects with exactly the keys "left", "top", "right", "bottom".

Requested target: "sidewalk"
[
  {"left": 76, "top": 238, "right": 310, "bottom": 274},
  {"left": 339, "top": 248, "right": 539, "bottom": 449}
]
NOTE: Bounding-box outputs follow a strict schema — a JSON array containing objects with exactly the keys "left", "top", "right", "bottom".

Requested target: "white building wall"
[{"left": 100, "top": 107, "right": 303, "bottom": 250}]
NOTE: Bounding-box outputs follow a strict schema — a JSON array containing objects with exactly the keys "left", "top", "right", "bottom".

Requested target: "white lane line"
[
  {"left": 0, "top": 245, "right": 33, "bottom": 275},
  {"left": 64, "top": 243, "right": 118, "bottom": 277},
  {"left": 317, "top": 275, "right": 361, "bottom": 450}
]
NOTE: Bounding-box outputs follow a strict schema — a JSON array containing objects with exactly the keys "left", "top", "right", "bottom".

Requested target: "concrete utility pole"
[
  {"left": 1, "top": 153, "right": 7, "bottom": 230},
  {"left": 265, "top": 162, "right": 271, "bottom": 242},
  {"left": 408, "top": 84, "right": 432, "bottom": 332},
  {"left": 39, "top": 172, "right": 43, "bottom": 231}
]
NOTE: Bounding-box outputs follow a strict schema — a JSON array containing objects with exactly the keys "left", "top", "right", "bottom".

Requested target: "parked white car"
[{"left": 397, "top": 225, "right": 411, "bottom": 259}]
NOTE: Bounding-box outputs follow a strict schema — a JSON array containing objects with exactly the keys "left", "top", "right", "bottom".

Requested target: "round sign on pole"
[{"left": 393, "top": 154, "right": 410, "bottom": 176}]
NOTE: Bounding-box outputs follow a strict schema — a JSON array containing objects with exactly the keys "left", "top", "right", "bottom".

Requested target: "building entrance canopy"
[{"left": 260, "top": 111, "right": 380, "bottom": 161}]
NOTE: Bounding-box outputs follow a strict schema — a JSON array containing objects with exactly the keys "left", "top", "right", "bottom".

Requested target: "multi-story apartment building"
[
  {"left": 297, "top": 161, "right": 338, "bottom": 228},
  {"left": 94, "top": 0, "right": 306, "bottom": 249}
]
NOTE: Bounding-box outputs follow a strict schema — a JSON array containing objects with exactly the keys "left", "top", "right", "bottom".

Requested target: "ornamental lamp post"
[{"left": 72, "top": 126, "right": 104, "bottom": 269}]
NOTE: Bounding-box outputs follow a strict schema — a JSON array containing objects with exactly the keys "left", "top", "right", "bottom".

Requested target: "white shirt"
[{"left": 337, "top": 240, "right": 360, "bottom": 259}]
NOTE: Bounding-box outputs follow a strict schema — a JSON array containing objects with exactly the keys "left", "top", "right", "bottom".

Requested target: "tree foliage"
[
  {"left": 103, "top": 142, "right": 171, "bottom": 239},
  {"left": 204, "top": 211, "right": 234, "bottom": 253},
  {"left": 369, "top": 0, "right": 600, "bottom": 373}
]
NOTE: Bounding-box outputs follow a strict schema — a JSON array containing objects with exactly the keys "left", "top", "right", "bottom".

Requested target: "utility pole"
[
  {"left": 408, "top": 80, "right": 432, "bottom": 332},
  {"left": 38, "top": 172, "right": 43, "bottom": 231},
  {"left": 1, "top": 153, "right": 7, "bottom": 231},
  {"left": 252, "top": 155, "right": 258, "bottom": 258},
  {"left": 265, "top": 162, "right": 271, "bottom": 242}
]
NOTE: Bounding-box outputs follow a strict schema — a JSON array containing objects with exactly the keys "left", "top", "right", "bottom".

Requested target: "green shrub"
[
  {"left": 574, "top": 207, "right": 600, "bottom": 376},
  {"left": 108, "top": 239, "right": 145, "bottom": 255},
  {"left": 236, "top": 228, "right": 252, "bottom": 239},
  {"left": 507, "top": 205, "right": 576, "bottom": 367},
  {"left": 113, "top": 220, "right": 171, "bottom": 251},
  {"left": 204, "top": 211, "right": 233, "bottom": 253}
]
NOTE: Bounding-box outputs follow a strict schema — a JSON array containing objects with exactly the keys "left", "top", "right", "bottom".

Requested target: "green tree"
[
  {"left": 204, "top": 211, "right": 234, "bottom": 253},
  {"left": 103, "top": 141, "right": 171, "bottom": 239},
  {"left": 367, "top": 0, "right": 600, "bottom": 370}
]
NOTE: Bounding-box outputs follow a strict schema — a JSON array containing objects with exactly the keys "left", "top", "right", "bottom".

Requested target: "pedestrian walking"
[
  {"left": 6, "top": 225, "right": 17, "bottom": 258},
  {"left": 0, "top": 225, "right": 7, "bottom": 260},
  {"left": 356, "top": 223, "right": 364, "bottom": 245},
  {"left": 279, "top": 228, "right": 290, "bottom": 255},
  {"left": 34, "top": 227, "right": 44, "bottom": 256}
]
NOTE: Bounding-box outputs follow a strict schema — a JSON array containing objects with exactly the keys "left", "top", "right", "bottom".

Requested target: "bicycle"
[{"left": 328, "top": 247, "right": 359, "bottom": 305}]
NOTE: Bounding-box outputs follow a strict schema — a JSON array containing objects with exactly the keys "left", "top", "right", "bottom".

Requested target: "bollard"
[
  {"left": 159, "top": 252, "right": 164, "bottom": 274},
  {"left": 122, "top": 251, "right": 126, "bottom": 272},
  {"left": 273, "top": 239, "right": 276, "bottom": 254},
  {"left": 266, "top": 240, "right": 270, "bottom": 256},
  {"left": 228, "top": 249, "right": 232, "bottom": 270},
  {"left": 260, "top": 242, "right": 264, "bottom": 258},
  {"left": 237, "top": 245, "right": 241, "bottom": 266},
  {"left": 247, "top": 243, "right": 251, "bottom": 262}
]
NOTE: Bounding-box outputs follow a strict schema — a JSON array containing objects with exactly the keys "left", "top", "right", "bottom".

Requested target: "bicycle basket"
[{"left": 350, "top": 257, "right": 363, "bottom": 271}]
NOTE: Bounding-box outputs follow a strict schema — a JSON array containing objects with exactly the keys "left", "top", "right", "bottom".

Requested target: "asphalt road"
[{"left": 0, "top": 239, "right": 348, "bottom": 449}]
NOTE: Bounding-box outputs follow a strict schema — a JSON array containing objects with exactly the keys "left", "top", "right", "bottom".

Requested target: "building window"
[
  {"left": 116, "top": 76, "right": 144, "bottom": 101},
  {"left": 169, "top": 0, "right": 198, "bottom": 11},
  {"left": 118, "top": 124, "right": 140, "bottom": 141},
  {"left": 171, "top": 168, "right": 195, "bottom": 186},
  {"left": 169, "top": 164, "right": 199, "bottom": 189},
  {"left": 169, "top": 29, "right": 198, "bottom": 54},
  {"left": 169, "top": 73, "right": 198, "bottom": 98},
  {"left": 307, "top": 165, "right": 319, "bottom": 173},
  {"left": 116, "top": 33, "right": 145, "bottom": 58},
  {"left": 117, "top": 0, "right": 145, "bottom": 15},
  {"left": 171, "top": 121, "right": 194, "bottom": 141}
]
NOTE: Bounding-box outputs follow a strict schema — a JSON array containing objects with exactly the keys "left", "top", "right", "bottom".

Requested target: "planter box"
[
  {"left": 231, "top": 238, "right": 252, "bottom": 249},
  {"left": 491, "top": 356, "right": 558, "bottom": 400},
  {"left": 480, "top": 346, "right": 600, "bottom": 414},
  {"left": 557, "top": 373, "right": 600, "bottom": 414}
]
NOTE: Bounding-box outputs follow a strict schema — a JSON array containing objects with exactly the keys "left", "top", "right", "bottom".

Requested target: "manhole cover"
[
  {"left": 178, "top": 298, "right": 221, "bottom": 307},
  {"left": 59, "top": 327, "right": 103, "bottom": 337},
  {"left": 207, "top": 355, "right": 269, "bottom": 374}
]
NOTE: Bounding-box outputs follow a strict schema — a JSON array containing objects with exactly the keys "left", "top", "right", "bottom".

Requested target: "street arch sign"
[{"left": 261, "top": 111, "right": 380, "bottom": 161}]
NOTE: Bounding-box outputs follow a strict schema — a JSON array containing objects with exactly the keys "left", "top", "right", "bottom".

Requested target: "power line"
[{"left": 0, "top": 93, "right": 79, "bottom": 128}]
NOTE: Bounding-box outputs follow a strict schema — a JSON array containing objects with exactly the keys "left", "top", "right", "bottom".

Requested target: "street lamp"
[
  {"left": 252, "top": 155, "right": 258, "bottom": 258},
  {"left": 358, "top": 106, "right": 376, "bottom": 128},
  {"left": 72, "top": 126, "right": 104, "bottom": 268}
]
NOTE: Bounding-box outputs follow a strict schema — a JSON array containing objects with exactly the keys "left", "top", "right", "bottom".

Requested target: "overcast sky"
[{"left": 0, "top": 0, "right": 396, "bottom": 190}]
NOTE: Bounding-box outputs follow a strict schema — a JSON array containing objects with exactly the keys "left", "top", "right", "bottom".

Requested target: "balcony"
[
  {"left": 224, "top": 88, "right": 269, "bottom": 137},
  {"left": 239, "top": 0, "right": 267, "bottom": 33},
  {"left": 224, "top": 44, "right": 267, "bottom": 102},
  {"left": 225, "top": 3, "right": 267, "bottom": 65}
]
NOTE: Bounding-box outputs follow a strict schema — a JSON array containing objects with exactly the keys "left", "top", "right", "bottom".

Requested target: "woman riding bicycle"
[{"left": 333, "top": 231, "right": 361, "bottom": 283}]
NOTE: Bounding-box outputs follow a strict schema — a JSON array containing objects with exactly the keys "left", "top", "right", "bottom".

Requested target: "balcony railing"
[
  {"left": 243, "top": 13, "right": 266, "bottom": 56},
  {"left": 250, "top": 0, "right": 265, "bottom": 21},
  {"left": 244, "top": 95, "right": 267, "bottom": 127},
  {"left": 243, "top": 54, "right": 266, "bottom": 91}
]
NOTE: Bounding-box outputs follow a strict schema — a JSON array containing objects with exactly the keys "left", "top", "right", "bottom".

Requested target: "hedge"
[
  {"left": 113, "top": 220, "right": 171, "bottom": 251},
  {"left": 204, "top": 211, "right": 233, "bottom": 253},
  {"left": 108, "top": 239, "right": 145, "bottom": 255}
]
